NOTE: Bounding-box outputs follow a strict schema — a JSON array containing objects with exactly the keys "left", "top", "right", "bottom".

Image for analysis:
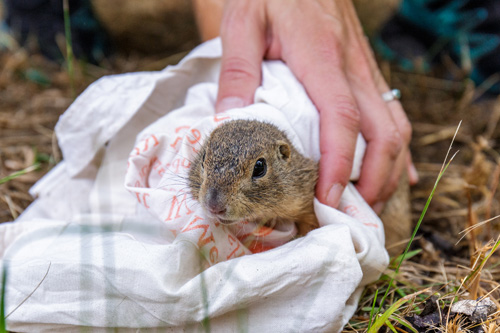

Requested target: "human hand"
[{"left": 194, "top": 0, "right": 418, "bottom": 212}]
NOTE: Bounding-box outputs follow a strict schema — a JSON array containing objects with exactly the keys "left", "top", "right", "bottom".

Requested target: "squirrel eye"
[{"left": 252, "top": 158, "right": 267, "bottom": 179}]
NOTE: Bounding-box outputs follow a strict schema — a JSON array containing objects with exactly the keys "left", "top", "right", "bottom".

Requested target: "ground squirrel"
[{"left": 188, "top": 119, "right": 319, "bottom": 235}]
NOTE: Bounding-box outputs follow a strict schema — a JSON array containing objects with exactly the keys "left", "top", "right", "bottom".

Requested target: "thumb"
[{"left": 216, "top": 1, "right": 267, "bottom": 113}]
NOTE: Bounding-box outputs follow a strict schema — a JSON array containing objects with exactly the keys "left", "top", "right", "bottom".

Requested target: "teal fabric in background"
[{"left": 375, "top": 0, "right": 500, "bottom": 94}]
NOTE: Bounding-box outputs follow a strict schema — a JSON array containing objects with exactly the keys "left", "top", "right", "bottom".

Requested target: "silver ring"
[{"left": 381, "top": 89, "right": 401, "bottom": 102}]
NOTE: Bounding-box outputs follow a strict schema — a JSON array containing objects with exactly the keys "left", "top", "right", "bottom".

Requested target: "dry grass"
[
  {"left": 0, "top": 46, "right": 173, "bottom": 221},
  {"left": 0, "top": 51, "right": 71, "bottom": 220},
  {"left": 343, "top": 64, "right": 500, "bottom": 331},
  {"left": 1, "top": 40, "right": 500, "bottom": 331}
]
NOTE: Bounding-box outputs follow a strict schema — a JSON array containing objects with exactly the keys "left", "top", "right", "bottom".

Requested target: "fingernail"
[
  {"left": 373, "top": 201, "right": 384, "bottom": 215},
  {"left": 216, "top": 97, "right": 246, "bottom": 112},
  {"left": 408, "top": 163, "right": 419, "bottom": 185},
  {"left": 326, "top": 183, "right": 345, "bottom": 208}
]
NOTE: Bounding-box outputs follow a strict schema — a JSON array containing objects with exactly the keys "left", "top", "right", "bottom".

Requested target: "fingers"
[
  {"left": 352, "top": 64, "right": 412, "bottom": 205},
  {"left": 214, "top": 0, "right": 417, "bottom": 210},
  {"left": 215, "top": 0, "right": 267, "bottom": 113},
  {"left": 277, "top": 6, "right": 360, "bottom": 208},
  {"left": 354, "top": 99, "right": 406, "bottom": 205},
  {"left": 277, "top": 0, "right": 414, "bottom": 209},
  {"left": 352, "top": 92, "right": 411, "bottom": 207},
  {"left": 338, "top": 1, "right": 414, "bottom": 207},
  {"left": 407, "top": 153, "right": 419, "bottom": 185},
  {"left": 351, "top": 71, "right": 411, "bottom": 205},
  {"left": 316, "top": 93, "right": 360, "bottom": 208}
]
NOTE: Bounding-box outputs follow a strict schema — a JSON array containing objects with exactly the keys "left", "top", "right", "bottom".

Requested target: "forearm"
[{"left": 192, "top": 0, "right": 224, "bottom": 41}]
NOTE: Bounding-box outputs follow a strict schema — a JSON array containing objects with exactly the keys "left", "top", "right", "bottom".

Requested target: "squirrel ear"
[{"left": 277, "top": 141, "right": 291, "bottom": 161}]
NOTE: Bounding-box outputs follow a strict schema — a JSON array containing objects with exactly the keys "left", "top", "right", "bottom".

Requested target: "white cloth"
[{"left": 0, "top": 38, "right": 388, "bottom": 332}]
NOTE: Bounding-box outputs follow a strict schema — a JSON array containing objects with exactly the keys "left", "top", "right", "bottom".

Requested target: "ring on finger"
[{"left": 381, "top": 89, "right": 401, "bottom": 102}]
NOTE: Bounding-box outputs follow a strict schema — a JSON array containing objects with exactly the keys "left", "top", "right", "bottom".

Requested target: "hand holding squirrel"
[{"left": 193, "top": 0, "right": 418, "bottom": 212}]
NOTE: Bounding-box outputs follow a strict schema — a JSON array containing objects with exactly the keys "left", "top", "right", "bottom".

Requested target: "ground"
[{"left": 1, "top": 24, "right": 500, "bottom": 333}]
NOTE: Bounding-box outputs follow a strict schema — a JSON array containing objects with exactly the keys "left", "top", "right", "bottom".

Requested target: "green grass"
[
  {"left": 0, "top": 265, "right": 6, "bottom": 333},
  {"left": 0, "top": 163, "right": 40, "bottom": 186},
  {"left": 0, "top": 149, "right": 52, "bottom": 186},
  {"left": 368, "top": 122, "right": 462, "bottom": 331},
  {"left": 63, "top": 0, "right": 75, "bottom": 98}
]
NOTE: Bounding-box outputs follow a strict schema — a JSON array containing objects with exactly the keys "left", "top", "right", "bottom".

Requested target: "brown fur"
[{"left": 188, "top": 120, "right": 319, "bottom": 235}]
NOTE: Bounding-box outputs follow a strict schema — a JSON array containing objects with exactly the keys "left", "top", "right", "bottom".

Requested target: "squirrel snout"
[{"left": 205, "top": 188, "right": 227, "bottom": 215}]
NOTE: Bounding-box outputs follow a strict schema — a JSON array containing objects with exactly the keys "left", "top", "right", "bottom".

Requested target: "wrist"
[{"left": 192, "top": 0, "right": 225, "bottom": 41}]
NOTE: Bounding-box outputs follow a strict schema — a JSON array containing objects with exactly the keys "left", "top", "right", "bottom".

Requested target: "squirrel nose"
[
  {"left": 206, "top": 188, "right": 227, "bottom": 215},
  {"left": 209, "top": 205, "right": 227, "bottom": 215}
]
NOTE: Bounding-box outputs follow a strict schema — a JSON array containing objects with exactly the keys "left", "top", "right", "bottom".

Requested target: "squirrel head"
[{"left": 188, "top": 120, "right": 296, "bottom": 224}]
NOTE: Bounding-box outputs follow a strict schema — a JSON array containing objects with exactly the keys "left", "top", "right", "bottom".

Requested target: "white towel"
[{"left": 0, "top": 38, "right": 388, "bottom": 332}]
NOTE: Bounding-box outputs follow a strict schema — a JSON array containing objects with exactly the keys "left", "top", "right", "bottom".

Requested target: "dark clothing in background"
[{"left": 5, "top": 0, "right": 108, "bottom": 63}]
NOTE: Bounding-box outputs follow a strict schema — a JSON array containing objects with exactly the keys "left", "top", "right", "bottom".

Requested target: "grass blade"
[
  {"left": 0, "top": 163, "right": 40, "bottom": 185},
  {"left": 369, "top": 122, "right": 462, "bottom": 330},
  {"left": 0, "top": 265, "right": 7, "bottom": 333},
  {"left": 464, "top": 234, "right": 500, "bottom": 285},
  {"left": 392, "top": 316, "right": 419, "bottom": 333},
  {"left": 63, "top": 0, "right": 75, "bottom": 98},
  {"left": 368, "top": 289, "right": 430, "bottom": 333},
  {"left": 368, "top": 288, "right": 379, "bottom": 328},
  {"left": 385, "top": 318, "right": 398, "bottom": 333},
  {"left": 368, "top": 296, "right": 410, "bottom": 333}
]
